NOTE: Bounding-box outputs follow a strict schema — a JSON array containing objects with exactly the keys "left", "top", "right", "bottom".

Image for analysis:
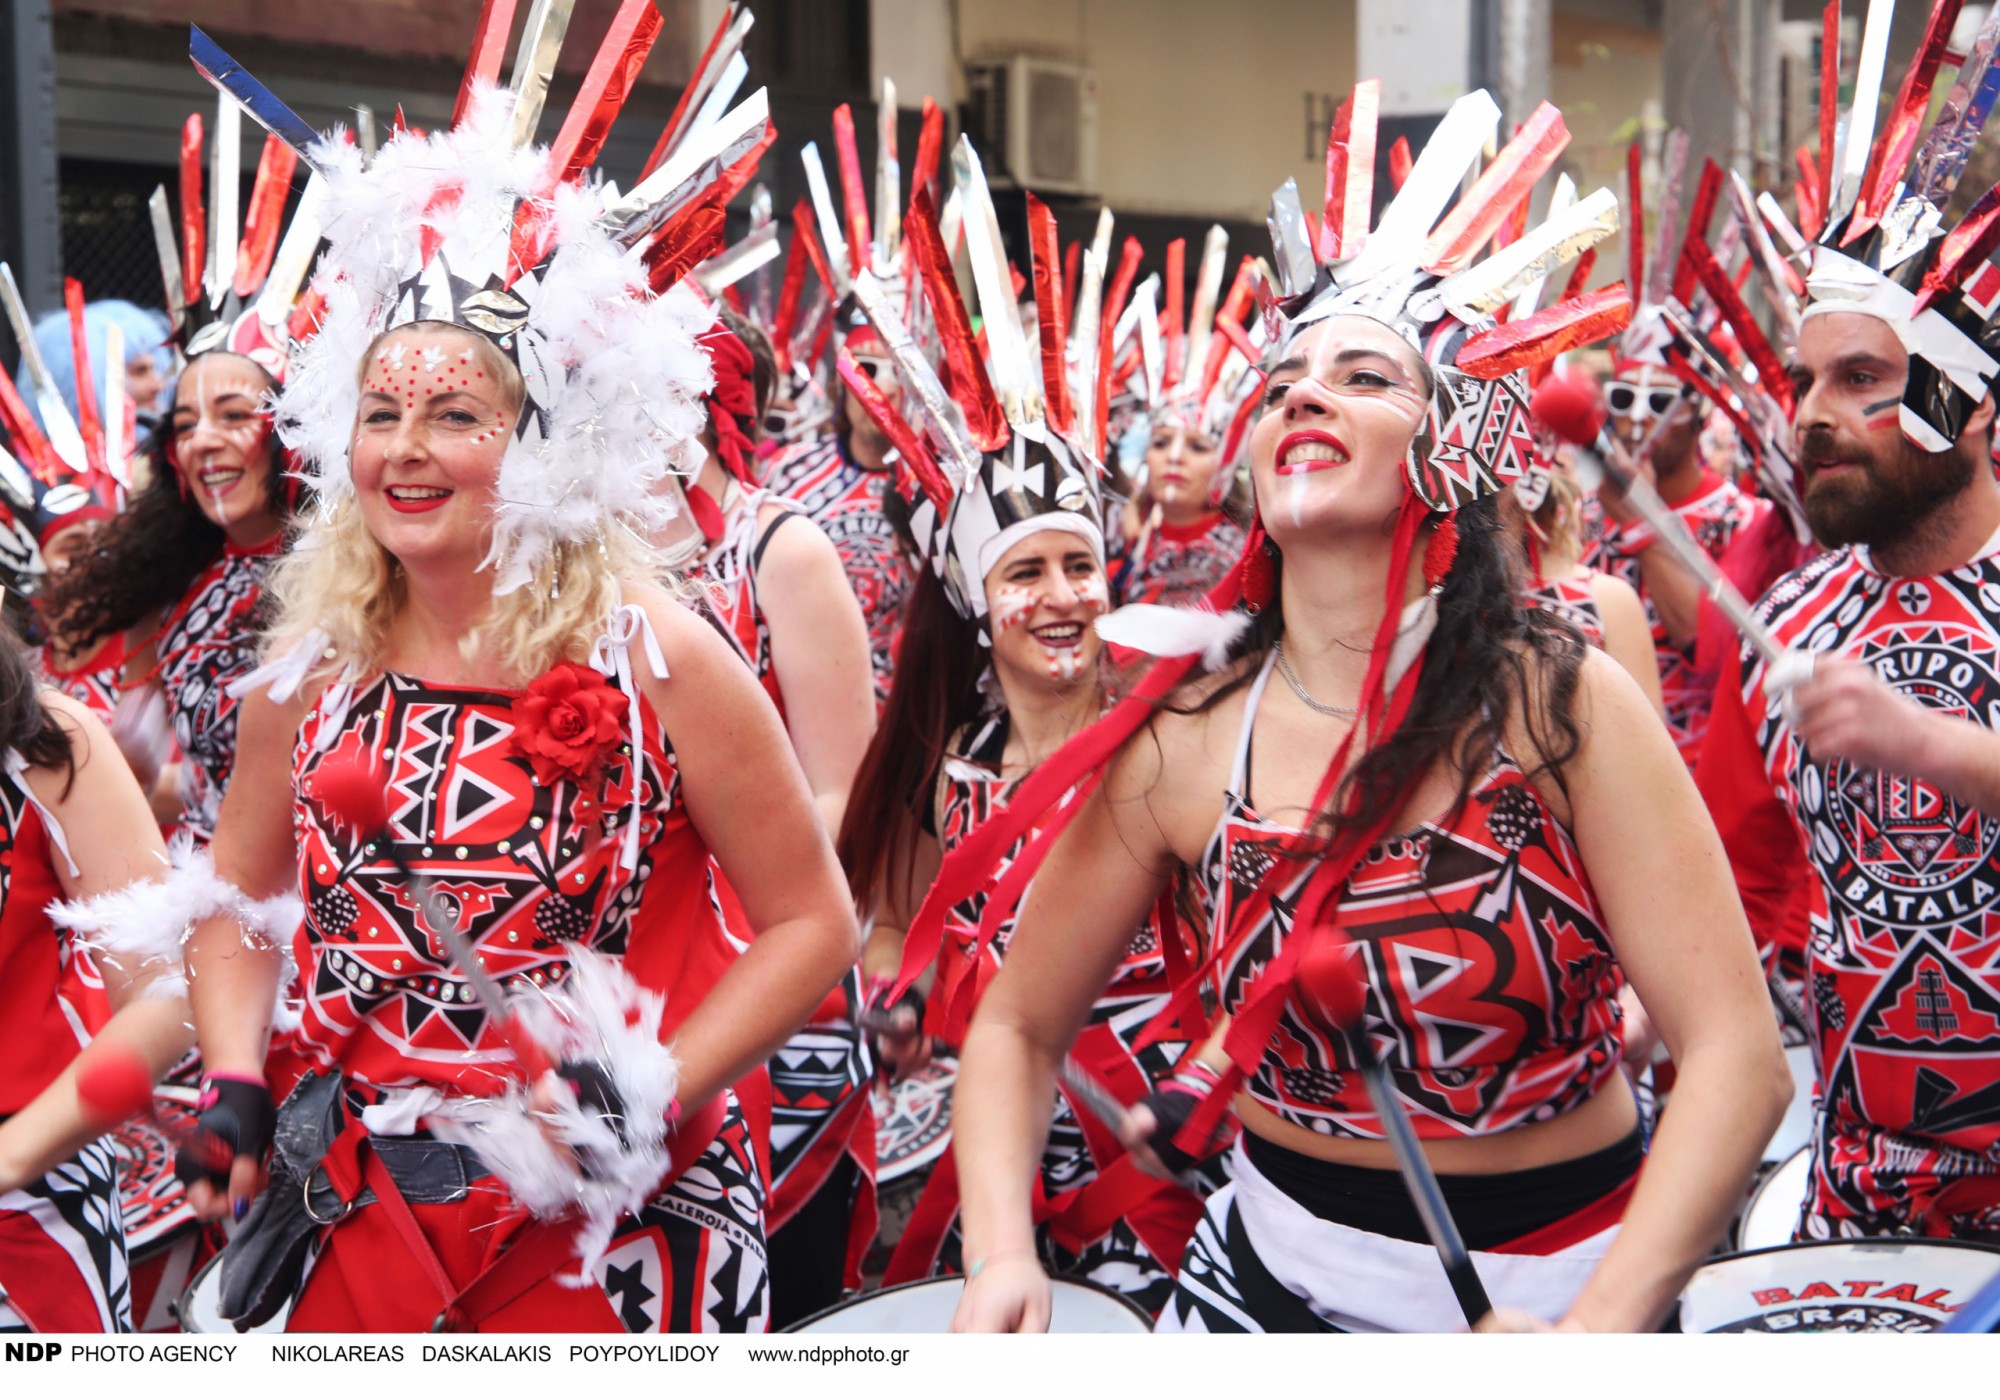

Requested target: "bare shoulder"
[
  {"left": 621, "top": 578, "right": 772, "bottom": 722},
  {"left": 1101, "top": 656, "right": 1250, "bottom": 862},
  {"left": 751, "top": 505, "right": 843, "bottom": 584},
  {"left": 1588, "top": 570, "right": 1646, "bottom": 620}
]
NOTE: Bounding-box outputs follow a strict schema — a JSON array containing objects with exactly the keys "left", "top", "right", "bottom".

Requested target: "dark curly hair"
[
  {"left": 1170, "top": 492, "right": 1587, "bottom": 850},
  {"left": 0, "top": 620, "right": 77, "bottom": 795},
  {"left": 40, "top": 355, "right": 289, "bottom": 651}
]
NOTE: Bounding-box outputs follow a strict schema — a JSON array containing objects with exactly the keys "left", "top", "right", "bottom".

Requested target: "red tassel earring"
[
  {"left": 1240, "top": 518, "right": 1277, "bottom": 613},
  {"left": 1422, "top": 512, "right": 1459, "bottom": 589}
]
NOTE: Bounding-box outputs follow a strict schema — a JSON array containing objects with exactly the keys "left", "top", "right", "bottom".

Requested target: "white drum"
[
  {"left": 1681, "top": 1239, "right": 2000, "bottom": 1333},
  {"left": 784, "top": 1276, "right": 1152, "bottom": 1334},
  {"left": 1762, "top": 1044, "right": 1817, "bottom": 1165},
  {"left": 1736, "top": 1147, "right": 1811, "bottom": 1252},
  {"left": 174, "top": 1254, "right": 290, "bottom": 1334}
]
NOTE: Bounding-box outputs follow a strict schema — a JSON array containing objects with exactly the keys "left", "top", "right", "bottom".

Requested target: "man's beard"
[{"left": 1799, "top": 426, "right": 1978, "bottom": 550}]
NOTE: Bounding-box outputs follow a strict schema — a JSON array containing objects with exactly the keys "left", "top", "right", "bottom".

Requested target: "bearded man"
[{"left": 1698, "top": 302, "right": 2000, "bottom": 1241}]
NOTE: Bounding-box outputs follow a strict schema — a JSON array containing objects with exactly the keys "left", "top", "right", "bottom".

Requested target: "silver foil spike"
[
  {"left": 507, "top": 0, "right": 579, "bottom": 149},
  {"left": 1265, "top": 179, "right": 1316, "bottom": 299},
  {"left": 1912, "top": 5, "right": 2000, "bottom": 205},
  {"left": 1511, "top": 174, "right": 1576, "bottom": 321},
  {"left": 682, "top": 51, "right": 749, "bottom": 153},
  {"left": 1435, "top": 186, "right": 1620, "bottom": 320},
  {"left": 694, "top": 222, "right": 781, "bottom": 296},
  {"left": 148, "top": 187, "right": 185, "bottom": 336},
  {"left": 0, "top": 264, "right": 88, "bottom": 471},
  {"left": 603, "top": 88, "right": 772, "bottom": 248},
  {"left": 188, "top": 27, "right": 326, "bottom": 174},
  {"left": 355, "top": 105, "right": 378, "bottom": 164},
  {"left": 800, "top": 141, "right": 853, "bottom": 298},
  {"left": 1642, "top": 129, "right": 1688, "bottom": 311},
  {"left": 1729, "top": 171, "right": 1801, "bottom": 339}
]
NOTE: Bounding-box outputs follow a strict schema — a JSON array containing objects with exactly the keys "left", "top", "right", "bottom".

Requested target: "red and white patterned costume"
[
  {"left": 763, "top": 436, "right": 911, "bottom": 705},
  {"left": 155, "top": 539, "right": 280, "bottom": 842},
  {"left": 1583, "top": 472, "right": 1757, "bottom": 766},
  {"left": 885, "top": 715, "right": 1203, "bottom": 1311},
  {"left": 1521, "top": 572, "right": 1605, "bottom": 648},
  {"left": 684, "top": 489, "right": 876, "bottom": 1278},
  {"left": 1118, "top": 513, "right": 1247, "bottom": 609},
  {"left": 0, "top": 755, "right": 130, "bottom": 1333},
  {"left": 1705, "top": 537, "right": 2000, "bottom": 1239},
  {"left": 264, "top": 660, "right": 769, "bottom": 1332}
]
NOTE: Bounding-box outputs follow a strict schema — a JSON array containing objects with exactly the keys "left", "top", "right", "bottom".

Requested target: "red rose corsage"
[{"left": 509, "top": 661, "right": 624, "bottom": 785}]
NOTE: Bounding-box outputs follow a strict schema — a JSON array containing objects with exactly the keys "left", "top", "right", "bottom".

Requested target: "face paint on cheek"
[
  {"left": 1862, "top": 395, "right": 1902, "bottom": 432},
  {"left": 1073, "top": 573, "right": 1109, "bottom": 615},
  {"left": 990, "top": 584, "right": 1037, "bottom": 635}
]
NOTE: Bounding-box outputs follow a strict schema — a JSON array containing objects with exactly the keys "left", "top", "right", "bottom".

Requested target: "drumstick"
[
  {"left": 315, "top": 755, "right": 555, "bottom": 1082},
  {"left": 1347, "top": 1031, "right": 1494, "bottom": 1328},
  {"left": 1057, "top": 1055, "right": 1200, "bottom": 1191},
  {"left": 1532, "top": 375, "right": 1798, "bottom": 675}
]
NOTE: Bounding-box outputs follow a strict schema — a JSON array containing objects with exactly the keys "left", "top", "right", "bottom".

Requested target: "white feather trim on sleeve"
[
  {"left": 424, "top": 947, "right": 680, "bottom": 1285},
  {"left": 48, "top": 832, "right": 302, "bottom": 1021}
]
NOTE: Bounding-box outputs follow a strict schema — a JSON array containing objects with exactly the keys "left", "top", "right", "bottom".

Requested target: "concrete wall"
[{"left": 945, "top": 0, "right": 1359, "bottom": 222}]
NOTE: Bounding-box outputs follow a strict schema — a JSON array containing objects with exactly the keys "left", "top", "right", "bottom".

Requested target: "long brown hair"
[{"left": 835, "top": 567, "right": 985, "bottom": 913}]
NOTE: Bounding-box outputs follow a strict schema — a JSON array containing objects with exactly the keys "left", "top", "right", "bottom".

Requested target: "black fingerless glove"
[
  {"left": 174, "top": 1073, "right": 276, "bottom": 1195},
  {"left": 1137, "top": 1061, "right": 1232, "bottom": 1180},
  {"left": 863, "top": 981, "right": 927, "bottom": 1045},
  {"left": 559, "top": 1058, "right": 632, "bottom": 1167}
]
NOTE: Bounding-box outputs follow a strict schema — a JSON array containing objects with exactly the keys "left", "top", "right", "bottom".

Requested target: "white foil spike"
[
  {"left": 209, "top": 92, "right": 241, "bottom": 308},
  {"left": 1832, "top": 0, "right": 1896, "bottom": 226},
  {"left": 1183, "top": 224, "right": 1229, "bottom": 387},
  {"left": 1089, "top": 206, "right": 1115, "bottom": 278},
  {"left": 1355, "top": 89, "right": 1501, "bottom": 280},
  {"left": 954, "top": 136, "right": 1041, "bottom": 426},
  {"left": 682, "top": 52, "right": 749, "bottom": 153},
  {"left": 939, "top": 188, "right": 965, "bottom": 257},
  {"left": 1070, "top": 245, "right": 1107, "bottom": 460},
  {"left": 800, "top": 142, "right": 852, "bottom": 298},
  {"left": 875, "top": 76, "right": 901, "bottom": 268},
  {"left": 1134, "top": 276, "right": 1163, "bottom": 409},
  {"left": 256, "top": 172, "right": 326, "bottom": 328},
  {"left": 602, "top": 88, "right": 771, "bottom": 246}
]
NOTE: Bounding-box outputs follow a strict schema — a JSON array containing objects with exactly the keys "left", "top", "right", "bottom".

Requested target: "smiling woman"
[{"left": 38, "top": 348, "right": 299, "bottom": 841}]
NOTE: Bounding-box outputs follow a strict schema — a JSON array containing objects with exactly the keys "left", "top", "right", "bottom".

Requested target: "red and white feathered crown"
[{"left": 192, "top": 4, "right": 775, "bottom": 591}]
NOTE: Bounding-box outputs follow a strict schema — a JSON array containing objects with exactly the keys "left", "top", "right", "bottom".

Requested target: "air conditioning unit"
[{"left": 966, "top": 57, "right": 1099, "bottom": 196}]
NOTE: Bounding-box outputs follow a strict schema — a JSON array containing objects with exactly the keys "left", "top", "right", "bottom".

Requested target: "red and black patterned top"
[
  {"left": 929, "top": 716, "right": 1189, "bottom": 1188},
  {"left": 0, "top": 758, "right": 84, "bottom": 1113},
  {"left": 37, "top": 648, "right": 124, "bottom": 728},
  {"left": 684, "top": 487, "right": 799, "bottom": 716},
  {"left": 271, "top": 657, "right": 740, "bottom": 1102},
  {"left": 1522, "top": 572, "right": 1605, "bottom": 648},
  {"left": 1194, "top": 657, "right": 1625, "bottom": 1139},
  {"left": 1584, "top": 473, "right": 1758, "bottom": 767},
  {"left": 1728, "top": 540, "right": 2000, "bottom": 1238},
  {"left": 1118, "top": 513, "right": 1246, "bottom": 609},
  {"left": 158, "top": 539, "right": 281, "bottom": 842},
  {"left": 764, "top": 436, "right": 911, "bottom": 706}
]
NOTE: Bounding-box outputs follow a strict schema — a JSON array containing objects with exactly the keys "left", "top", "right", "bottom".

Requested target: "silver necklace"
[{"left": 1273, "top": 640, "right": 1357, "bottom": 719}]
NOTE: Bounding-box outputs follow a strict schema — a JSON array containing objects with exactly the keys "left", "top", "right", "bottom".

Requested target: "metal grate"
[{"left": 58, "top": 158, "right": 174, "bottom": 311}]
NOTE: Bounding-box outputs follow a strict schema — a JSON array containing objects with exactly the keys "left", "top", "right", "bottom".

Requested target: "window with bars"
[{"left": 745, "top": 0, "right": 870, "bottom": 100}]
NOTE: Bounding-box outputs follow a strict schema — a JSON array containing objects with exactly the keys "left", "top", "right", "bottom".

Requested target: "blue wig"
[{"left": 12, "top": 300, "right": 172, "bottom": 430}]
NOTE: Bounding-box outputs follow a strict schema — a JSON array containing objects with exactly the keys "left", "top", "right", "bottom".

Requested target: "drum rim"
[
  {"left": 1697, "top": 1235, "right": 2000, "bottom": 1270},
  {"left": 778, "top": 1273, "right": 1154, "bottom": 1333},
  {"left": 1733, "top": 1146, "right": 1812, "bottom": 1252}
]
